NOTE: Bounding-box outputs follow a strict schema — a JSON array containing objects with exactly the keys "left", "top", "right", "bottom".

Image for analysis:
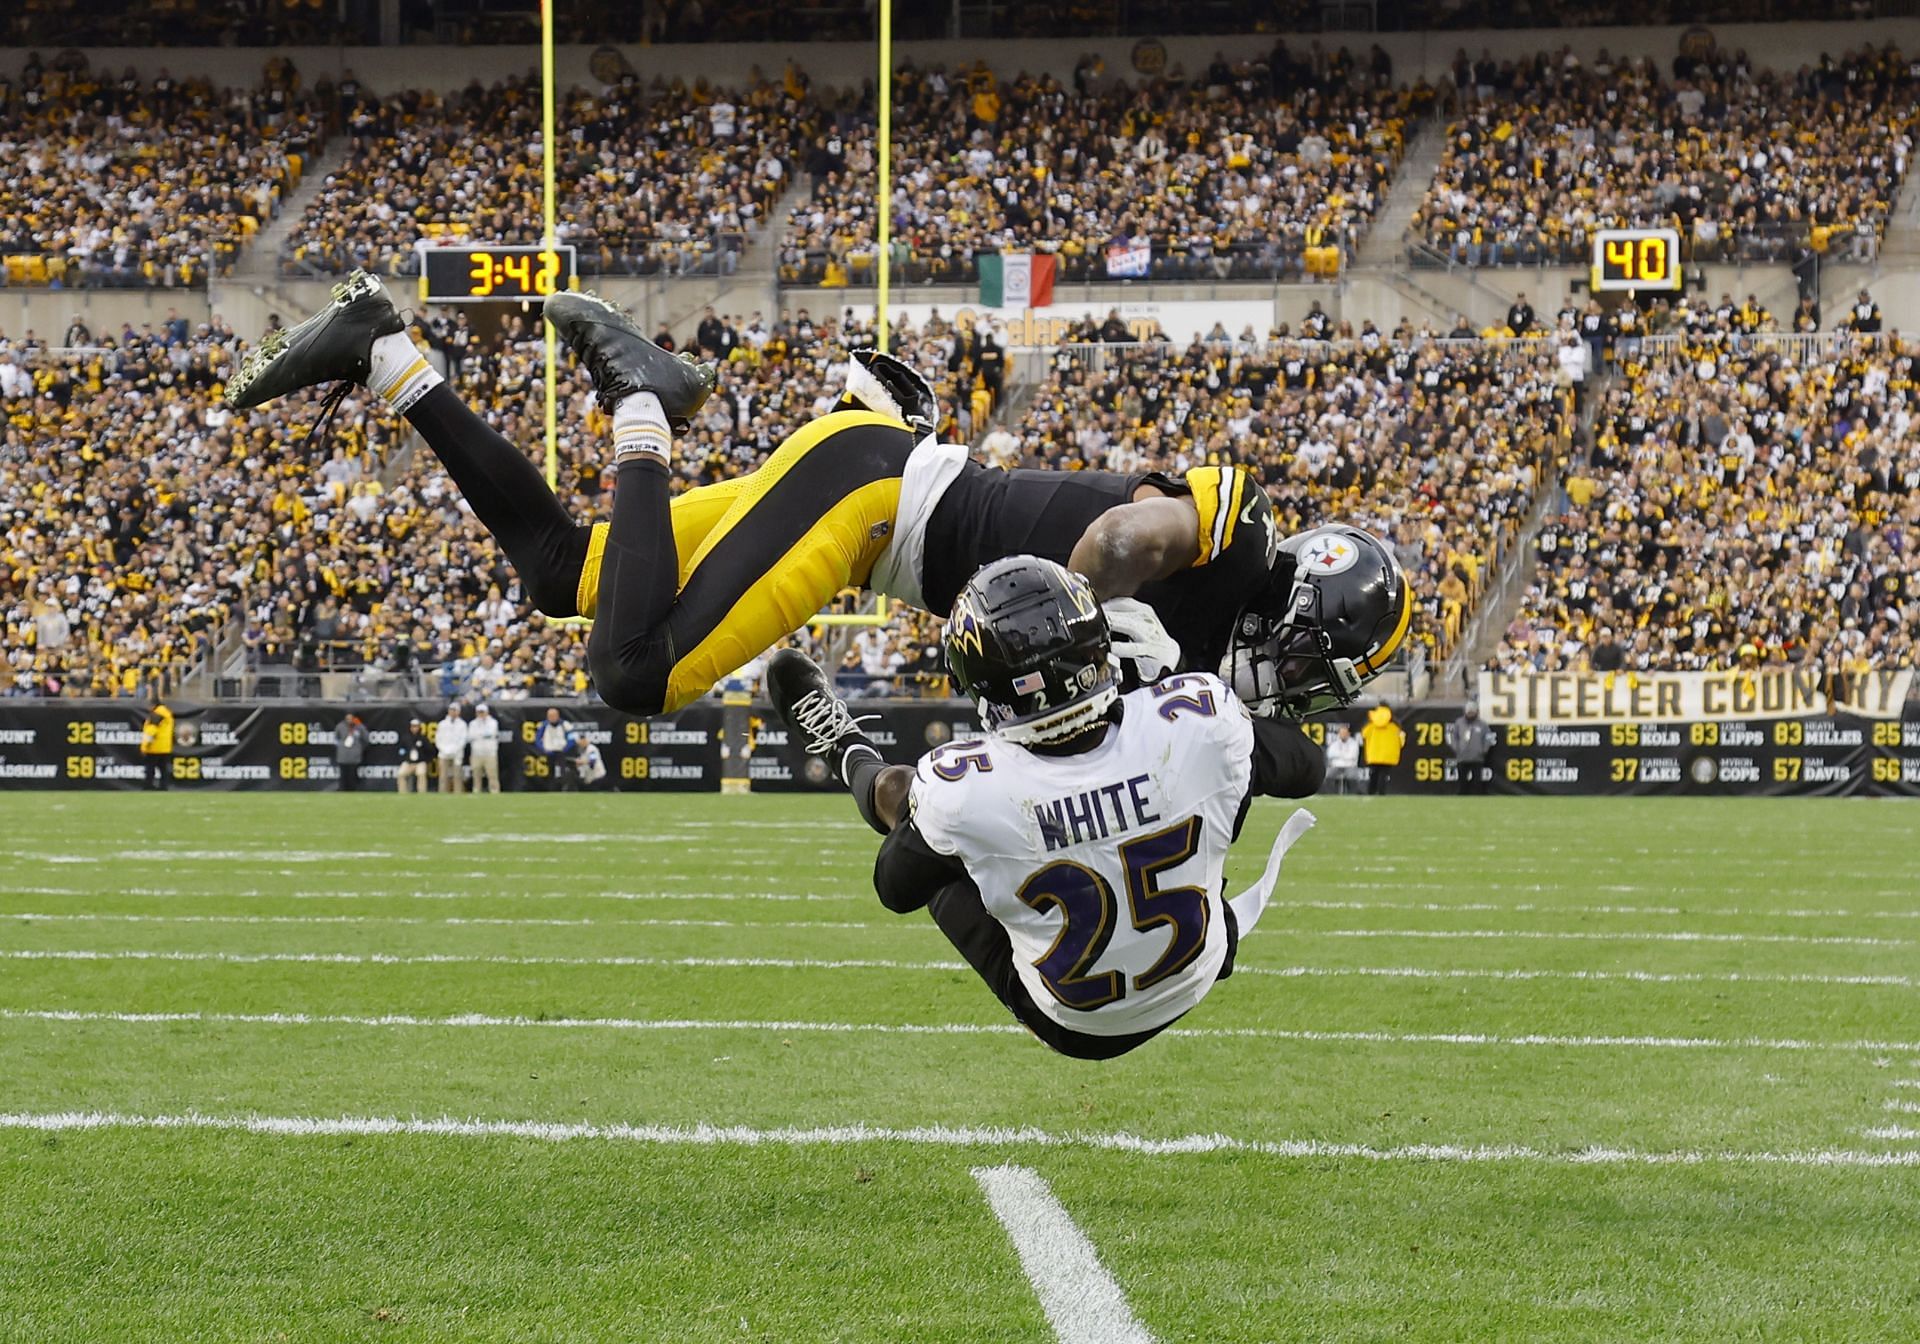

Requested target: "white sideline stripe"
[
  {"left": 1866, "top": 1125, "right": 1920, "bottom": 1140},
  {"left": 1249, "top": 965, "right": 1914, "bottom": 990},
  {"left": 972, "top": 1165, "right": 1153, "bottom": 1344},
  {"left": 1268, "top": 928, "right": 1910, "bottom": 948},
  {"left": 4, "top": 947, "right": 1912, "bottom": 997},
  {"left": 0, "top": 948, "right": 960, "bottom": 972},
  {"left": 4, "top": 1007, "right": 1917, "bottom": 1055},
  {"left": 1262, "top": 898, "right": 1920, "bottom": 922},
  {"left": 1, "top": 1110, "right": 1916, "bottom": 1168},
  {"left": 6, "top": 886, "right": 862, "bottom": 904},
  {"left": 27, "top": 881, "right": 1917, "bottom": 919},
  {"left": 2, "top": 912, "right": 888, "bottom": 932},
  {"left": 22, "top": 911, "right": 1912, "bottom": 969}
]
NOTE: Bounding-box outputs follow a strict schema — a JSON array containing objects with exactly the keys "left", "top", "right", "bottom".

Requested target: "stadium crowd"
[
  {"left": 1012, "top": 326, "right": 1572, "bottom": 664},
  {"left": 9, "top": 42, "right": 1917, "bottom": 289},
  {"left": 1497, "top": 312, "right": 1919, "bottom": 675},
  {"left": 2, "top": 304, "right": 1000, "bottom": 701},
  {"left": 0, "top": 52, "right": 321, "bottom": 286},
  {"left": 784, "top": 51, "right": 1425, "bottom": 285},
  {"left": 1414, "top": 44, "right": 1919, "bottom": 266},
  {"left": 0, "top": 317, "right": 412, "bottom": 697},
  {"left": 284, "top": 68, "right": 831, "bottom": 279}
]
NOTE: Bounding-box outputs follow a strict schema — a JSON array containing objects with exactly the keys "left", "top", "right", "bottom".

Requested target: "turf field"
[{"left": 1, "top": 793, "right": 1917, "bottom": 1342}]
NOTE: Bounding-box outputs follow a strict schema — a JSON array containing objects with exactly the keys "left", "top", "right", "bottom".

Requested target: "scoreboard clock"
[
  {"left": 416, "top": 244, "right": 577, "bottom": 302},
  {"left": 1589, "top": 228, "right": 1683, "bottom": 292}
]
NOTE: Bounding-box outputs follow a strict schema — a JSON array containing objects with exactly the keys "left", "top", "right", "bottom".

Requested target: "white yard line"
[
  {"left": 1264, "top": 928, "right": 1909, "bottom": 948},
  {"left": 3, "top": 886, "right": 864, "bottom": 904},
  {"left": 1865, "top": 1125, "right": 1920, "bottom": 1140},
  {"left": 2, "top": 912, "right": 887, "bottom": 932},
  {"left": 972, "top": 1165, "right": 1153, "bottom": 1344},
  {"left": 3, "top": 1006, "right": 1916, "bottom": 1054},
  {"left": 1259, "top": 898, "right": 1920, "bottom": 921},
  {"left": 3, "top": 946, "right": 1913, "bottom": 997},
  {"left": 1884, "top": 1099, "right": 1920, "bottom": 1114},
  {"left": 0, "top": 1109, "right": 1915, "bottom": 1168},
  {"left": 1247, "top": 965, "right": 1913, "bottom": 989}
]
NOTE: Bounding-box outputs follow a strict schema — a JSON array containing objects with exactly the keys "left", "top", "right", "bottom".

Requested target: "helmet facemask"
[{"left": 1222, "top": 580, "right": 1366, "bottom": 719}]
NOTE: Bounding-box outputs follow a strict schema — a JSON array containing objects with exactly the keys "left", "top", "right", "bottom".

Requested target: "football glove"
[
  {"left": 1102, "top": 597, "right": 1181, "bottom": 690},
  {"left": 845, "top": 348, "right": 939, "bottom": 433}
]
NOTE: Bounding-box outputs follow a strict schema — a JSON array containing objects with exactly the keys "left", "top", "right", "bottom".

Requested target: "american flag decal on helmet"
[{"left": 1012, "top": 672, "right": 1046, "bottom": 695}]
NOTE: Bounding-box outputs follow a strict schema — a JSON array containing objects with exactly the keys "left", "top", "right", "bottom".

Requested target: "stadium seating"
[
  {"left": 1, "top": 308, "right": 990, "bottom": 700},
  {"left": 1496, "top": 323, "right": 1920, "bottom": 674},
  {"left": 1413, "top": 46, "right": 1917, "bottom": 266},
  {"left": 1014, "top": 331, "right": 1572, "bottom": 664},
  {"left": 283, "top": 74, "right": 818, "bottom": 279},
  {"left": 0, "top": 55, "right": 318, "bottom": 288},
  {"left": 782, "top": 56, "right": 1424, "bottom": 286},
  {"left": 0, "top": 320, "right": 412, "bottom": 696}
]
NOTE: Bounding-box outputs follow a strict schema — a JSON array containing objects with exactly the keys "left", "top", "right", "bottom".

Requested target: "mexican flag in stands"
[{"left": 978, "top": 252, "right": 1055, "bottom": 308}]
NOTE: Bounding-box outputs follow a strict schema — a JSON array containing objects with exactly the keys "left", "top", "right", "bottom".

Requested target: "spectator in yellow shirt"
[
  {"left": 139, "top": 696, "right": 175, "bottom": 792},
  {"left": 1362, "top": 703, "right": 1405, "bottom": 795}
]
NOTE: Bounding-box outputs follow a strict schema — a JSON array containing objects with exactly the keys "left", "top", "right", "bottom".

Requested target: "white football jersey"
[{"left": 909, "top": 672, "right": 1254, "bottom": 1037}]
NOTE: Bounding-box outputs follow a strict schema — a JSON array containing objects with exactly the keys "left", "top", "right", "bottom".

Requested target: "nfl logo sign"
[{"left": 1011, "top": 672, "right": 1046, "bottom": 695}]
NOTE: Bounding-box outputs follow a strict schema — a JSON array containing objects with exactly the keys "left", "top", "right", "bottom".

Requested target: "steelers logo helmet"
[
  {"left": 1221, "top": 523, "right": 1411, "bottom": 718},
  {"left": 944, "top": 556, "right": 1118, "bottom": 744}
]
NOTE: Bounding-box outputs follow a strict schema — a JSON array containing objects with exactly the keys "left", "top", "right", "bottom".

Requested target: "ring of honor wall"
[{"left": 0, "top": 686, "right": 1915, "bottom": 796}]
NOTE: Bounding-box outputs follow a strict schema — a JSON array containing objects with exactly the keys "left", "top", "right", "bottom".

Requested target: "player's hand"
[
  {"left": 1103, "top": 597, "right": 1181, "bottom": 689},
  {"left": 847, "top": 349, "right": 938, "bottom": 433}
]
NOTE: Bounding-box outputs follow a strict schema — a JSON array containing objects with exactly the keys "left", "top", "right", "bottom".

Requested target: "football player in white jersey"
[{"left": 767, "top": 555, "right": 1331, "bottom": 1060}]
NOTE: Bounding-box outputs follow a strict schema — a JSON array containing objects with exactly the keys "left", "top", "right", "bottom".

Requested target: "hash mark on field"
[
  {"left": 1865, "top": 1125, "right": 1920, "bottom": 1140},
  {"left": 1885, "top": 1100, "right": 1920, "bottom": 1114},
  {"left": 6, "top": 1007, "right": 1919, "bottom": 1055},
  {"left": 972, "top": 1165, "right": 1153, "bottom": 1344},
  {"left": 2, "top": 1110, "right": 1917, "bottom": 1168}
]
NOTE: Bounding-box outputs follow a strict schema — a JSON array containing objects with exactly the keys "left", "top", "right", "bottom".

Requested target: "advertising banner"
[
  {"left": 1478, "top": 668, "right": 1914, "bottom": 725},
  {"left": 0, "top": 699, "right": 1916, "bottom": 798}
]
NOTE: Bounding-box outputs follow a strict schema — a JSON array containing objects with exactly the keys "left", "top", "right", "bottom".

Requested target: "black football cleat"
[
  {"left": 543, "top": 290, "right": 717, "bottom": 432},
  {"left": 224, "top": 269, "right": 407, "bottom": 410},
  {"left": 767, "top": 648, "right": 879, "bottom": 785}
]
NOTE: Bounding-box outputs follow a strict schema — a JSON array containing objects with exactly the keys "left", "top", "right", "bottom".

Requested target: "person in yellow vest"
[
  {"left": 1361, "top": 702, "right": 1404, "bottom": 795},
  {"left": 139, "top": 695, "right": 175, "bottom": 792}
]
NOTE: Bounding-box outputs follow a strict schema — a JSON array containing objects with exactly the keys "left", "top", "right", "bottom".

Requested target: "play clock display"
[
  {"left": 417, "top": 244, "right": 577, "bottom": 302},
  {"left": 1589, "top": 228, "right": 1683, "bottom": 292}
]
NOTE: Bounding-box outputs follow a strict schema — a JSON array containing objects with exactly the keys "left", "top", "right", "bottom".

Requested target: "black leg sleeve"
[
  {"left": 403, "top": 384, "right": 592, "bottom": 617},
  {"left": 586, "top": 458, "right": 681, "bottom": 714}
]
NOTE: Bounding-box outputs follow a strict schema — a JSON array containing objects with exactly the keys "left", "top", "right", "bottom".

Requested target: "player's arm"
[
  {"left": 1248, "top": 716, "right": 1325, "bottom": 799},
  {"left": 1067, "top": 495, "right": 1202, "bottom": 599}
]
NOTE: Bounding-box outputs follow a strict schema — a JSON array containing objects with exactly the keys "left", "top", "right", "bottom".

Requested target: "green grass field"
[{"left": 1, "top": 793, "right": 1917, "bottom": 1342}]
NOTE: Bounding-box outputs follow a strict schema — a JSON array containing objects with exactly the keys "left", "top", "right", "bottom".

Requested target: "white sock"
[
  {"left": 367, "top": 331, "right": 442, "bottom": 413},
  {"left": 612, "top": 390, "right": 672, "bottom": 464}
]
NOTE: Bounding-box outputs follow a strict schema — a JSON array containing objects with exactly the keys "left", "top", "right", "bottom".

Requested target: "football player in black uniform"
[{"left": 226, "top": 273, "right": 1410, "bottom": 718}]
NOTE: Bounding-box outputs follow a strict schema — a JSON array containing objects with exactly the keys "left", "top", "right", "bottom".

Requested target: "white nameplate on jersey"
[{"left": 1226, "top": 808, "right": 1318, "bottom": 935}]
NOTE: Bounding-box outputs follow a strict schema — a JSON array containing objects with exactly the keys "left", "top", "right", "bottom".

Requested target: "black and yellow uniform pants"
[{"left": 403, "top": 386, "right": 914, "bottom": 714}]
